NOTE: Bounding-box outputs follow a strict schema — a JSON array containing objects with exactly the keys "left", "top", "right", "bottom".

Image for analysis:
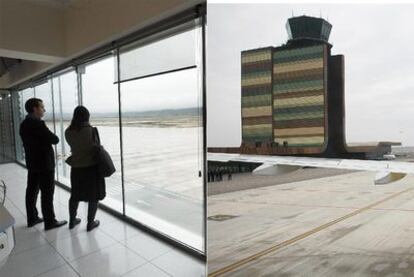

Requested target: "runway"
[{"left": 208, "top": 170, "right": 414, "bottom": 276}]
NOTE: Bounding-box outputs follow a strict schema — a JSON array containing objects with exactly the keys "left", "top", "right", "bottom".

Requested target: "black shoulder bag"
[{"left": 92, "top": 127, "right": 116, "bottom": 178}]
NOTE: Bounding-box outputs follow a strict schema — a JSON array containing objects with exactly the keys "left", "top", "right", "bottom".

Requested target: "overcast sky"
[{"left": 207, "top": 3, "right": 414, "bottom": 147}]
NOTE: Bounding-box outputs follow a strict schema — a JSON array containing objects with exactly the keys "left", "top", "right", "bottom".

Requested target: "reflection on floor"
[
  {"left": 0, "top": 163, "right": 205, "bottom": 277},
  {"left": 208, "top": 170, "right": 414, "bottom": 276}
]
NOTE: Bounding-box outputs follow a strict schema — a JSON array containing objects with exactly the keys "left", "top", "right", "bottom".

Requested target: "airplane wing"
[{"left": 208, "top": 153, "right": 414, "bottom": 185}]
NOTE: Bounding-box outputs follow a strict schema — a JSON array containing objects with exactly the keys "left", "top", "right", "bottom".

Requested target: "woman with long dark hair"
[{"left": 65, "top": 106, "right": 105, "bottom": 231}]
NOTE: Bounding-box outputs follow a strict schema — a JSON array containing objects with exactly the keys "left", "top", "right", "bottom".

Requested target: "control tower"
[{"left": 211, "top": 15, "right": 399, "bottom": 159}]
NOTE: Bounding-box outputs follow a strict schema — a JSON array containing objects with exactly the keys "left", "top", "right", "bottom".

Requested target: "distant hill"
[
  {"left": 122, "top": 107, "right": 200, "bottom": 118},
  {"left": 57, "top": 107, "right": 201, "bottom": 120}
]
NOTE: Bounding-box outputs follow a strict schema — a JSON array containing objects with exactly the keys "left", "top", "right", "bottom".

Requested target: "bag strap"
[{"left": 92, "top": 127, "right": 101, "bottom": 146}]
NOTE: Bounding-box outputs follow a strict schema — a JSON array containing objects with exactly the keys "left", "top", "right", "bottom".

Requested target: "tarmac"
[{"left": 208, "top": 169, "right": 414, "bottom": 276}]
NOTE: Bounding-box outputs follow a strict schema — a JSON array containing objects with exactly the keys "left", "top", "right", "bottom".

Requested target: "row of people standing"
[{"left": 20, "top": 98, "right": 106, "bottom": 231}]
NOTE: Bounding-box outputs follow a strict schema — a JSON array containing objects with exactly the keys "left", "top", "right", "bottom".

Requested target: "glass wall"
[
  {"left": 52, "top": 71, "right": 79, "bottom": 184},
  {"left": 81, "top": 56, "right": 123, "bottom": 213},
  {"left": 10, "top": 15, "right": 205, "bottom": 254},
  {"left": 118, "top": 22, "right": 204, "bottom": 250},
  {"left": 120, "top": 69, "right": 203, "bottom": 250}
]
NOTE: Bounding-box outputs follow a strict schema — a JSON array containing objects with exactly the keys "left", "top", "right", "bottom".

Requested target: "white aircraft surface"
[{"left": 208, "top": 153, "right": 414, "bottom": 185}]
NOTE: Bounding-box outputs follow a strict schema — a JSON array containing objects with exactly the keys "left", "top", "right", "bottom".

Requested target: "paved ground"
[
  {"left": 208, "top": 168, "right": 354, "bottom": 195},
  {"left": 208, "top": 170, "right": 414, "bottom": 276}
]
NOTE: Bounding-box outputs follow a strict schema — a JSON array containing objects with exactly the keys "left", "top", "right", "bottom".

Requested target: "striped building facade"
[
  {"left": 241, "top": 44, "right": 328, "bottom": 151},
  {"left": 241, "top": 48, "right": 273, "bottom": 143},
  {"left": 273, "top": 45, "right": 327, "bottom": 148}
]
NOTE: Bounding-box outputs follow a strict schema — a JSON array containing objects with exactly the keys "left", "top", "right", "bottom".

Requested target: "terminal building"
[{"left": 211, "top": 15, "right": 398, "bottom": 159}]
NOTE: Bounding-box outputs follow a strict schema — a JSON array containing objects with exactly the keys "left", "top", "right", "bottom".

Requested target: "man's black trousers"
[{"left": 26, "top": 170, "right": 56, "bottom": 225}]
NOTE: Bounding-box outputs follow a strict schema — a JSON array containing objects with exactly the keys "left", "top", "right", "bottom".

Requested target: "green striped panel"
[
  {"left": 273, "top": 45, "right": 324, "bottom": 60},
  {"left": 274, "top": 51, "right": 323, "bottom": 64},
  {"left": 274, "top": 72, "right": 324, "bottom": 86},
  {"left": 275, "top": 104, "right": 324, "bottom": 115},
  {"left": 274, "top": 68, "right": 324, "bottom": 84},
  {"left": 274, "top": 58, "right": 323, "bottom": 74},
  {"left": 243, "top": 124, "right": 272, "bottom": 132},
  {"left": 274, "top": 89, "right": 324, "bottom": 99},
  {"left": 274, "top": 79, "right": 323, "bottom": 93},
  {"left": 242, "top": 71, "right": 272, "bottom": 80},
  {"left": 242, "top": 94, "right": 272, "bottom": 108},
  {"left": 273, "top": 110, "right": 324, "bottom": 121},
  {"left": 243, "top": 133, "right": 273, "bottom": 140}
]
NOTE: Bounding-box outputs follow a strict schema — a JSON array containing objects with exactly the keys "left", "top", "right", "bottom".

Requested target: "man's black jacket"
[{"left": 19, "top": 115, "right": 59, "bottom": 172}]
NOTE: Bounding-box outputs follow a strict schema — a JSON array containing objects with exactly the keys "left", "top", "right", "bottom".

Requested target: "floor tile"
[
  {"left": 123, "top": 263, "right": 170, "bottom": 277},
  {"left": 11, "top": 217, "right": 49, "bottom": 255},
  {"left": 124, "top": 232, "right": 172, "bottom": 261},
  {"left": 0, "top": 244, "right": 66, "bottom": 277},
  {"left": 70, "top": 242, "right": 146, "bottom": 277},
  {"left": 39, "top": 221, "right": 88, "bottom": 243},
  {"left": 36, "top": 264, "right": 79, "bottom": 277},
  {"left": 4, "top": 199, "right": 24, "bottom": 217},
  {"left": 51, "top": 229, "right": 117, "bottom": 261},
  {"left": 152, "top": 248, "right": 205, "bottom": 277},
  {"left": 100, "top": 220, "right": 144, "bottom": 242}
]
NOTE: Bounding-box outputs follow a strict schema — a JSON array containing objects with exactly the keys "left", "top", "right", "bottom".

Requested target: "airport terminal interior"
[{"left": 0, "top": 0, "right": 206, "bottom": 276}]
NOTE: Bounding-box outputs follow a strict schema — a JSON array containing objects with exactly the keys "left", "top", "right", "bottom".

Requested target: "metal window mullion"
[
  {"left": 9, "top": 93, "right": 17, "bottom": 161},
  {"left": 50, "top": 79, "right": 57, "bottom": 134},
  {"left": 57, "top": 76, "right": 66, "bottom": 177},
  {"left": 50, "top": 78, "right": 59, "bottom": 179},
  {"left": 116, "top": 48, "right": 126, "bottom": 216},
  {"left": 200, "top": 7, "right": 207, "bottom": 256},
  {"left": 76, "top": 66, "right": 83, "bottom": 106},
  {"left": 7, "top": 94, "right": 14, "bottom": 160},
  {"left": 11, "top": 93, "right": 22, "bottom": 161},
  {"left": 0, "top": 97, "right": 4, "bottom": 157}
]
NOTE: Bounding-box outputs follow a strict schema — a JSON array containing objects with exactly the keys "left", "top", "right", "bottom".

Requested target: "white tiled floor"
[{"left": 0, "top": 163, "right": 206, "bottom": 277}]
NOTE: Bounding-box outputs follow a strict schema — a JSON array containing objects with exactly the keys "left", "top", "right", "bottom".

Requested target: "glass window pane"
[
  {"left": 34, "top": 81, "right": 55, "bottom": 132},
  {"left": 82, "top": 56, "right": 123, "bottom": 213},
  {"left": 52, "top": 71, "right": 79, "bottom": 185},
  {"left": 119, "top": 24, "right": 198, "bottom": 81},
  {"left": 121, "top": 68, "right": 204, "bottom": 251}
]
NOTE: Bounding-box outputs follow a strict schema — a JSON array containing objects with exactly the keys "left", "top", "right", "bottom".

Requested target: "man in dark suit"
[{"left": 19, "top": 98, "right": 67, "bottom": 230}]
